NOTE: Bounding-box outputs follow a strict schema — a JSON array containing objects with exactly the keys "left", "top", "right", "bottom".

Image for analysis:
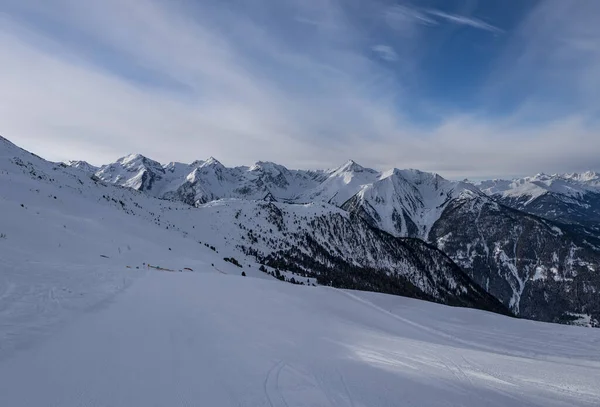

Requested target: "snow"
[
  {"left": 1, "top": 272, "right": 599, "bottom": 407},
  {"left": 0, "top": 137, "right": 273, "bottom": 357},
  {"left": 533, "top": 266, "right": 546, "bottom": 281},
  {"left": 564, "top": 312, "right": 598, "bottom": 328},
  {"left": 0, "top": 139, "right": 600, "bottom": 407},
  {"left": 493, "top": 243, "right": 525, "bottom": 313},
  {"left": 2, "top": 133, "right": 480, "bottom": 315},
  {"left": 2, "top": 135, "right": 600, "bottom": 406}
]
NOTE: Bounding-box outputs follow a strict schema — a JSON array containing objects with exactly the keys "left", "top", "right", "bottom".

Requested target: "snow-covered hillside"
[
  {"left": 1, "top": 265, "right": 599, "bottom": 406},
  {"left": 1, "top": 137, "right": 271, "bottom": 358}
]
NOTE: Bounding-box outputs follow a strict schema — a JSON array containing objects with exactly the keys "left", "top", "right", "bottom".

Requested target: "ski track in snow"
[{"left": 264, "top": 361, "right": 287, "bottom": 407}]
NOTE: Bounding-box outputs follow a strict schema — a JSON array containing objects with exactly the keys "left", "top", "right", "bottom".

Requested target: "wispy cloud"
[
  {"left": 426, "top": 9, "right": 502, "bottom": 33},
  {"left": 385, "top": 4, "right": 438, "bottom": 28},
  {"left": 371, "top": 45, "right": 398, "bottom": 62},
  {"left": 384, "top": 4, "right": 502, "bottom": 35}
]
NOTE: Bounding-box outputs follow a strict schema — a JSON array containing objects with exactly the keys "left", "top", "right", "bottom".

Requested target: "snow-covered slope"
[
  {"left": 0, "top": 265, "right": 599, "bottom": 406},
  {"left": 1, "top": 136, "right": 273, "bottom": 358}
]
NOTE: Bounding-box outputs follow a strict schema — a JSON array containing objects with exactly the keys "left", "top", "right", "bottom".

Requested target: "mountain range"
[
  {"left": 61, "top": 151, "right": 600, "bottom": 326},
  {"left": 82, "top": 153, "right": 600, "bottom": 230},
  {"left": 2, "top": 136, "right": 599, "bottom": 326},
  {"left": 475, "top": 172, "right": 600, "bottom": 231}
]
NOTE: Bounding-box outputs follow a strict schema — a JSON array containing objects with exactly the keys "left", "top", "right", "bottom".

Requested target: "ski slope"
[{"left": 0, "top": 270, "right": 599, "bottom": 407}]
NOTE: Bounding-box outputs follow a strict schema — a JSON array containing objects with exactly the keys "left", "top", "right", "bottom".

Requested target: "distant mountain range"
[
  {"left": 5, "top": 139, "right": 598, "bottom": 326},
  {"left": 474, "top": 172, "right": 600, "bottom": 229},
  {"left": 76, "top": 153, "right": 600, "bottom": 235}
]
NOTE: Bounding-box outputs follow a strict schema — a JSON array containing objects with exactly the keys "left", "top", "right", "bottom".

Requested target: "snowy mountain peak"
[
  {"left": 94, "top": 153, "right": 166, "bottom": 192},
  {"left": 380, "top": 168, "right": 442, "bottom": 184},
  {"left": 164, "top": 161, "right": 189, "bottom": 172},
  {"left": 333, "top": 159, "right": 375, "bottom": 175},
  {"left": 112, "top": 153, "right": 164, "bottom": 174},
  {"left": 117, "top": 153, "right": 145, "bottom": 165},
  {"left": 64, "top": 160, "right": 99, "bottom": 174},
  {"left": 204, "top": 156, "right": 223, "bottom": 166},
  {"left": 248, "top": 161, "right": 287, "bottom": 174},
  {"left": 192, "top": 157, "right": 225, "bottom": 172},
  {"left": 472, "top": 171, "right": 600, "bottom": 226}
]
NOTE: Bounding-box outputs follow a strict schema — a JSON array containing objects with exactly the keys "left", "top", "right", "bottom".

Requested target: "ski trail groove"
[
  {"left": 264, "top": 361, "right": 288, "bottom": 407},
  {"left": 332, "top": 288, "right": 509, "bottom": 355}
]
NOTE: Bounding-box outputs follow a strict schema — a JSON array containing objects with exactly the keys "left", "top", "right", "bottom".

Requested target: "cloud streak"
[
  {"left": 426, "top": 9, "right": 502, "bottom": 33},
  {"left": 384, "top": 4, "right": 502, "bottom": 34}
]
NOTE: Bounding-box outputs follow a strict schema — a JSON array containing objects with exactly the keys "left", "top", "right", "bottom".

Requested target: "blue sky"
[{"left": 0, "top": 0, "right": 599, "bottom": 178}]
